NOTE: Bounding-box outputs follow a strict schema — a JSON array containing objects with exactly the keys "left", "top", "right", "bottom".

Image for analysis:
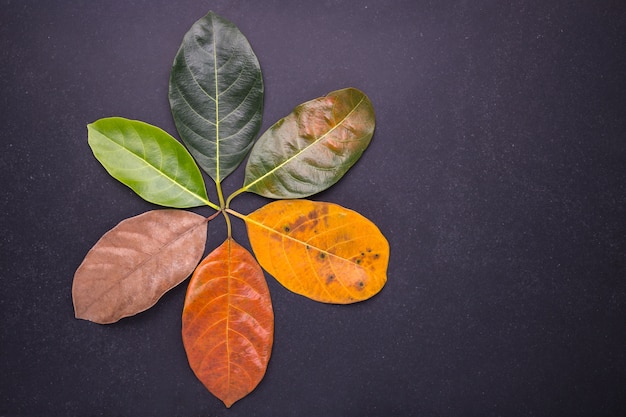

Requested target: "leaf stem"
[
  {"left": 216, "top": 180, "right": 226, "bottom": 210},
  {"left": 206, "top": 210, "right": 222, "bottom": 222},
  {"left": 215, "top": 181, "right": 233, "bottom": 236},
  {"left": 224, "top": 208, "right": 246, "bottom": 220},
  {"left": 223, "top": 210, "right": 233, "bottom": 238},
  {"left": 204, "top": 198, "right": 221, "bottom": 211},
  {"left": 225, "top": 187, "right": 247, "bottom": 208}
]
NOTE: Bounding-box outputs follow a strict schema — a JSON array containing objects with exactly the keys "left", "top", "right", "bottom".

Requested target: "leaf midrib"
[
  {"left": 242, "top": 212, "right": 371, "bottom": 269},
  {"left": 213, "top": 15, "right": 221, "bottom": 183}
]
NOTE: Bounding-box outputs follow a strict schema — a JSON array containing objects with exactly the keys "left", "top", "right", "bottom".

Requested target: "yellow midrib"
[{"left": 213, "top": 25, "right": 221, "bottom": 183}]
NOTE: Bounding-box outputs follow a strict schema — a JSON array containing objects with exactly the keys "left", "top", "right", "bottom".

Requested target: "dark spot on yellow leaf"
[
  {"left": 326, "top": 274, "right": 334, "bottom": 284},
  {"left": 366, "top": 248, "right": 372, "bottom": 252},
  {"left": 357, "top": 281, "right": 365, "bottom": 289},
  {"left": 374, "top": 253, "right": 380, "bottom": 259},
  {"left": 291, "top": 214, "right": 313, "bottom": 231},
  {"left": 355, "top": 259, "right": 362, "bottom": 265},
  {"left": 319, "top": 205, "right": 330, "bottom": 226},
  {"left": 319, "top": 252, "right": 326, "bottom": 259},
  {"left": 283, "top": 225, "right": 290, "bottom": 233}
]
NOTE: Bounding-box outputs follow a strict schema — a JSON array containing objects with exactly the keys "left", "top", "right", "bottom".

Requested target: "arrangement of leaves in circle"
[{"left": 72, "top": 10, "right": 389, "bottom": 408}]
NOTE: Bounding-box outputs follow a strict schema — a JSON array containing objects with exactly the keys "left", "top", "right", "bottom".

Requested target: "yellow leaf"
[{"left": 243, "top": 200, "right": 388, "bottom": 303}]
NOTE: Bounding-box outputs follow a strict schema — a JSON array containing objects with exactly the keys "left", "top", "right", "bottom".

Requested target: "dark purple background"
[{"left": 1, "top": 1, "right": 625, "bottom": 416}]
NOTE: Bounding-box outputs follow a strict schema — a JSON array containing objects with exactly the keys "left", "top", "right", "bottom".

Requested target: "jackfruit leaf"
[
  {"left": 242, "top": 88, "right": 375, "bottom": 199},
  {"left": 73, "top": 210, "right": 208, "bottom": 324},
  {"left": 169, "top": 11, "right": 264, "bottom": 182},
  {"left": 182, "top": 238, "right": 274, "bottom": 407},
  {"left": 243, "top": 200, "right": 388, "bottom": 303},
  {"left": 87, "top": 117, "right": 212, "bottom": 208}
]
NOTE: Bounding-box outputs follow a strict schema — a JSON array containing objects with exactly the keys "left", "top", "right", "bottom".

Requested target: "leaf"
[
  {"left": 73, "top": 210, "right": 208, "bottom": 324},
  {"left": 88, "top": 117, "right": 212, "bottom": 208},
  {"left": 242, "top": 88, "right": 375, "bottom": 199},
  {"left": 169, "top": 11, "right": 264, "bottom": 182},
  {"left": 242, "top": 200, "right": 388, "bottom": 303},
  {"left": 182, "top": 238, "right": 274, "bottom": 408}
]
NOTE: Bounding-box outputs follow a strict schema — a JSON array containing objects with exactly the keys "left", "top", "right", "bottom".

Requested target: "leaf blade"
[
  {"left": 169, "top": 11, "right": 264, "bottom": 182},
  {"left": 182, "top": 238, "right": 274, "bottom": 407},
  {"left": 243, "top": 200, "right": 388, "bottom": 303},
  {"left": 72, "top": 210, "right": 208, "bottom": 324},
  {"left": 242, "top": 88, "right": 375, "bottom": 199},
  {"left": 87, "top": 117, "right": 211, "bottom": 208}
]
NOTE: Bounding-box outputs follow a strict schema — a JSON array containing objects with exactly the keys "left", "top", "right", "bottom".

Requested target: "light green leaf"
[
  {"left": 87, "top": 117, "right": 213, "bottom": 208},
  {"left": 241, "top": 88, "right": 375, "bottom": 199},
  {"left": 169, "top": 11, "right": 264, "bottom": 182}
]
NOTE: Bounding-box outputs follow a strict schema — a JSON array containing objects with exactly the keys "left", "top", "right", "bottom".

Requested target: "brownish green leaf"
[
  {"left": 182, "top": 238, "right": 274, "bottom": 408},
  {"left": 72, "top": 210, "right": 208, "bottom": 324},
  {"left": 242, "top": 200, "right": 388, "bottom": 303},
  {"left": 241, "top": 88, "right": 375, "bottom": 199}
]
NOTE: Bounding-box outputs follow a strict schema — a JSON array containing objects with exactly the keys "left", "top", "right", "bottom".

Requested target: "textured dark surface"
[{"left": 1, "top": 1, "right": 625, "bottom": 416}]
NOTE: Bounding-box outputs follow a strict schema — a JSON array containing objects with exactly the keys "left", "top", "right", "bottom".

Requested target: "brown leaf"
[
  {"left": 72, "top": 210, "right": 208, "bottom": 324},
  {"left": 244, "top": 200, "right": 389, "bottom": 303},
  {"left": 182, "top": 238, "right": 274, "bottom": 408}
]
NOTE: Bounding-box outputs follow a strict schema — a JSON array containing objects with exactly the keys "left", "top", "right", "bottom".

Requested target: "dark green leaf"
[
  {"left": 87, "top": 117, "right": 212, "bottom": 208},
  {"left": 242, "top": 88, "right": 375, "bottom": 199},
  {"left": 169, "top": 11, "right": 264, "bottom": 182}
]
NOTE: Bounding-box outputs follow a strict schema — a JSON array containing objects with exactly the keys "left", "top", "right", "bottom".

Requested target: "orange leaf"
[
  {"left": 243, "top": 200, "right": 388, "bottom": 303},
  {"left": 72, "top": 209, "right": 208, "bottom": 324},
  {"left": 182, "top": 238, "right": 274, "bottom": 408}
]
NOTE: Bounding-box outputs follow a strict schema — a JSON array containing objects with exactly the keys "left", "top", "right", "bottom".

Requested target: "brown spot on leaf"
[
  {"left": 291, "top": 215, "right": 311, "bottom": 231},
  {"left": 326, "top": 274, "right": 335, "bottom": 284}
]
